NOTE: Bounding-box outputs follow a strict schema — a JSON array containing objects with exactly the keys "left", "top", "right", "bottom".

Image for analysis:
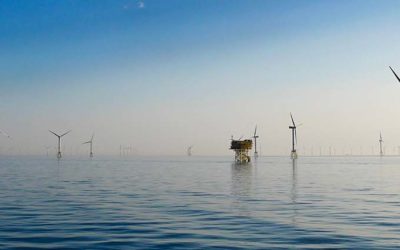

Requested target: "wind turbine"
[
  {"left": 379, "top": 132, "right": 384, "bottom": 157},
  {"left": 187, "top": 145, "right": 193, "bottom": 156},
  {"left": 49, "top": 130, "right": 71, "bottom": 159},
  {"left": 45, "top": 146, "right": 51, "bottom": 157},
  {"left": 83, "top": 134, "right": 94, "bottom": 158},
  {"left": 0, "top": 130, "right": 11, "bottom": 139},
  {"left": 253, "top": 125, "right": 259, "bottom": 158},
  {"left": 289, "top": 113, "right": 298, "bottom": 159},
  {"left": 390, "top": 66, "right": 400, "bottom": 82}
]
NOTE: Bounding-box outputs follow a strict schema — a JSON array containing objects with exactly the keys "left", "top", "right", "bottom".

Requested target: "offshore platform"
[{"left": 230, "top": 139, "right": 252, "bottom": 163}]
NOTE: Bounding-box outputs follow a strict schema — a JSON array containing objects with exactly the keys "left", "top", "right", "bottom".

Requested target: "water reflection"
[
  {"left": 230, "top": 162, "right": 253, "bottom": 216},
  {"left": 3, "top": 157, "right": 400, "bottom": 248},
  {"left": 291, "top": 159, "right": 298, "bottom": 225},
  {"left": 231, "top": 162, "right": 253, "bottom": 197}
]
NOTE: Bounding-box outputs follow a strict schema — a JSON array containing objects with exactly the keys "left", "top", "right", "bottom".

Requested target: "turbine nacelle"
[{"left": 49, "top": 130, "right": 71, "bottom": 138}]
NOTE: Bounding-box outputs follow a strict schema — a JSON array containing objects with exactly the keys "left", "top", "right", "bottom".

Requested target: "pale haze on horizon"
[{"left": 1, "top": 0, "right": 400, "bottom": 156}]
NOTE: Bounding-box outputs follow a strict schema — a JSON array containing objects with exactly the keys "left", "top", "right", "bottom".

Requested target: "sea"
[{"left": 1, "top": 156, "right": 400, "bottom": 249}]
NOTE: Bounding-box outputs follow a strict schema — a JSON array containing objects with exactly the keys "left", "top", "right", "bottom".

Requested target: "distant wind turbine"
[
  {"left": 289, "top": 113, "right": 298, "bottom": 159},
  {"left": 253, "top": 125, "right": 259, "bottom": 158},
  {"left": 49, "top": 130, "right": 71, "bottom": 159},
  {"left": 187, "top": 145, "right": 193, "bottom": 156},
  {"left": 0, "top": 130, "right": 11, "bottom": 139},
  {"left": 83, "top": 134, "right": 94, "bottom": 158},
  {"left": 45, "top": 146, "right": 51, "bottom": 157},
  {"left": 379, "top": 132, "right": 384, "bottom": 157}
]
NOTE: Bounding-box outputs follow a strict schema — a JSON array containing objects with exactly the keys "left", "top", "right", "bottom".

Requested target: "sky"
[{"left": 1, "top": 0, "right": 400, "bottom": 156}]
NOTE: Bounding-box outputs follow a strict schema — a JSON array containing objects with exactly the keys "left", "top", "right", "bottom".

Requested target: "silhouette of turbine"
[
  {"left": 83, "top": 133, "right": 94, "bottom": 158},
  {"left": 253, "top": 125, "right": 259, "bottom": 158},
  {"left": 49, "top": 130, "right": 71, "bottom": 159}
]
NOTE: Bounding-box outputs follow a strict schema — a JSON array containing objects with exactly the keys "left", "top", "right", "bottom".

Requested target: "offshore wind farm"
[{"left": 4, "top": 1, "right": 400, "bottom": 249}]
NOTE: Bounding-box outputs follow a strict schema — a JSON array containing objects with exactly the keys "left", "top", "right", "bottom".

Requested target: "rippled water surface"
[{"left": 1, "top": 156, "right": 400, "bottom": 249}]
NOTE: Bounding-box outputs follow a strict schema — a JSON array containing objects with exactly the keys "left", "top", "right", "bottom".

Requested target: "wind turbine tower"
[
  {"left": 289, "top": 113, "right": 298, "bottom": 159},
  {"left": 49, "top": 130, "right": 71, "bottom": 159},
  {"left": 253, "top": 125, "right": 259, "bottom": 158},
  {"left": 379, "top": 132, "right": 384, "bottom": 157},
  {"left": 83, "top": 134, "right": 94, "bottom": 158}
]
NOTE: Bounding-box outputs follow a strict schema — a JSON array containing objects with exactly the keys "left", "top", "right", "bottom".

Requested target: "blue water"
[{"left": 1, "top": 156, "right": 400, "bottom": 249}]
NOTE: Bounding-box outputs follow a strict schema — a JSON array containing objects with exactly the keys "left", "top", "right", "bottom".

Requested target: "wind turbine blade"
[
  {"left": 91, "top": 133, "right": 94, "bottom": 142},
  {"left": 60, "top": 130, "right": 71, "bottom": 137},
  {"left": 49, "top": 130, "right": 60, "bottom": 137},
  {"left": 290, "top": 113, "right": 296, "bottom": 127},
  {"left": 390, "top": 66, "right": 400, "bottom": 83},
  {"left": 239, "top": 135, "right": 243, "bottom": 140},
  {"left": 82, "top": 141, "right": 91, "bottom": 144},
  {"left": 254, "top": 125, "right": 257, "bottom": 137},
  {"left": 294, "top": 129, "right": 297, "bottom": 145}
]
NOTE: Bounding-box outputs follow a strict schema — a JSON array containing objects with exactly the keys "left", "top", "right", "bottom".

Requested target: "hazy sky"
[{"left": 1, "top": 0, "right": 400, "bottom": 156}]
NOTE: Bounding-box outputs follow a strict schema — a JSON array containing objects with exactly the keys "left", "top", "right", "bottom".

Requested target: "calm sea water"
[{"left": 1, "top": 156, "right": 400, "bottom": 249}]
